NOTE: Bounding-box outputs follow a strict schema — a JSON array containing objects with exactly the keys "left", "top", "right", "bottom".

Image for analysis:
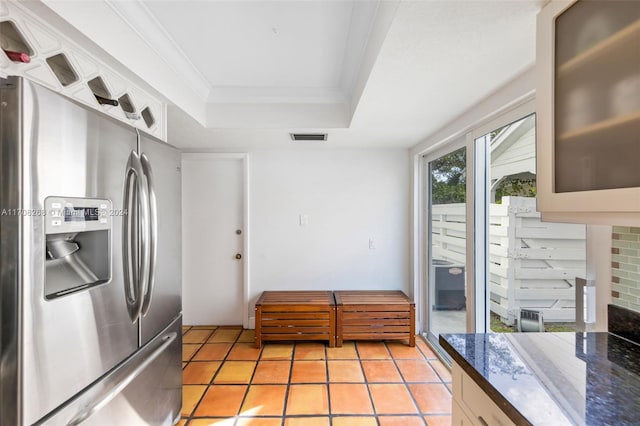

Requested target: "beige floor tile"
[
  {"left": 408, "top": 383, "right": 451, "bottom": 414},
  {"left": 192, "top": 343, "right": 233, "bottom": 361},
  {"left": 183, "top": 344, "right": 202, "bottom": 362},
  {"left": 369, "top": 384, "right": 418, "bottom": 414},
  {"left": 227, "top": 343, "right": 262, "bottom": 361},
  {"left": 284, "top": 418, "right": 329, "bottom": 426},
  {"left": 209, "top": 328, "right": 242, "bottom": 343},
  {"left": 285, "top": 384, "right": 329, "bottom": 415},
  {"left": 387, "top": 343, "right": 425, "bottom": 360},
  {"left": 214, "top": 361, "right": 256, "bottom": 384},
  {"left": 356, "top": 342, "right": 392, "bottom": 359},
  {"left": 326, "top": 342, "right": 358, "bottom": 359},
  {"left": 396, "top": 359, "right": 439, "bottom": 382},
  {"left": 181, "top": 385, "right": 206, "bottom": 417},
  {"left": 194, "top": 385, "right": 247, "bottom": 417},
  {"left": 237, "top": 329, "right": 256, "bottom": 343},
  {"left": 236, "top": 418, "right": 283, "bottom": 426},
  {"left": 332, "top": 417, "right": 377, "bottom": 426},
  {"left": 252, "top": 361, "right": 291, "bottom": 384},
  {"left": 294, "top": 343, "right": 326, "bottom": 360},
  {"left": 424, "top": 415, "right": 452, "bottom": 426},
  {"left": 290, "top": 360, "right": 327, "bottom": 383},
  {"left": 188, "top": 419, "right": 235, "bottom": 426},
  {"left": 361, "top": 360, "right": 403, "bottom": 383},
  {"left": 378, "top": 416, "right": 426, "bottom": 426},
  {"left": 181, "top": 327, "right": 453, "bottom": 424},
  {"left": 329, "top": 384, "right": 374, "bottom": 415},
  {"left": 183, "top": 361, "right": 221, "bottom": 385},
  {"left": 240, "top": 385, "right": 287, "bottom": 416},
  {"left": 430, "top": 360, "right": 452, "bottom": 383},
  {"left": 328, "top": 360, "right": 365, "bottom": 382},
  {"left": 183, "top": 329, "right": 215, "bottom": 344},
  {"left": 416, "top": 339, "right": 438, "bottom": 359},
  {"left": 261, "top": 344, "right": 294, "bottom": 360}
]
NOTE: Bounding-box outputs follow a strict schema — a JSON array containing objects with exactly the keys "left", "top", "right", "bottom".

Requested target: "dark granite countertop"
[{"left": 440, "top": 332, "right": 640, "bottom": 426}]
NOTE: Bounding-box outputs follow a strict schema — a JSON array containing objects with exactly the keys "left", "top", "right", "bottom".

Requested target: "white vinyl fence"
[{"left": 431, "top": 196, "right": 586, "bottom": 325}]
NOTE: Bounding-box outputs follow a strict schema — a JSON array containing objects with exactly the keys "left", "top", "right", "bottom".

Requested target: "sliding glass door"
[
  {"left": 425, "top": 146, "right": 469, "bottom": 349},
  {"left": 476, "top": 112, "right": 585, "bottom": 333},
  {"left": 422, "top": 102, "right": 586, "bottom": 356}
]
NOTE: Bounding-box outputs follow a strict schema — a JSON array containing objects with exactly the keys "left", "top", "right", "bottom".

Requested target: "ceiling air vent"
[{"left": 290, "top": 133, "right": 327, "bottom": 142}]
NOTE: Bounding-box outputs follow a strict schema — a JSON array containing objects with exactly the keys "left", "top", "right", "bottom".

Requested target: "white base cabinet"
[
  {"left": 452, "top": 361, "right": 516, "bottom": 426},
  {"left": 452, "top": 400, "right": 475, "bottom": 426}
]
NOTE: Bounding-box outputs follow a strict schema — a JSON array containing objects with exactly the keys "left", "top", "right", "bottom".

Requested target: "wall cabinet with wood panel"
[{"left": 536, "top": 0, "right": 640, "bottom": 225}]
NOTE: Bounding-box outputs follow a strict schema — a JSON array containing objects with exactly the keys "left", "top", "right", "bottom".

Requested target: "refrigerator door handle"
[
  {"left": 65, "top": 332, "right": 178, "bottom": 426},
  {"left": 123, "top": 150, "right": 151, "bottom": 323},
  {"left": 140, "top": 153, "right": 157, "bottom": 316}
]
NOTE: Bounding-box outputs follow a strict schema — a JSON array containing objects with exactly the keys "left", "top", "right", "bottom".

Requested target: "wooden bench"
[
  {"left": 334, "top": 290, "right": 415, "bottom": 347},
  {"left": 254, "top": 291, "right": 336, "bottom": 348}
]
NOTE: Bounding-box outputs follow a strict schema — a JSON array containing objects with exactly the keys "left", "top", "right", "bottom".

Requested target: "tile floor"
[{"left": 179, "top": 326, "right": 452, "bottom": 426}]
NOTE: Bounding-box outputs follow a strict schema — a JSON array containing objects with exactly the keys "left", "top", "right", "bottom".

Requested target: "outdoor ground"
[{"left": 490, "top": 313, "right": 575, "bottom": 333}]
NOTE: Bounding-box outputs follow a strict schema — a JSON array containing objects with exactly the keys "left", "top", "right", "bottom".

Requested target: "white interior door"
[{"left": 182, "top": 154, "right": 245, "bottom": 325}]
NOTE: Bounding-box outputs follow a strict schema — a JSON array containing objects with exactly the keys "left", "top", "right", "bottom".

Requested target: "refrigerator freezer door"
[
  {"left": 38, "top": 315, "right": 182, "bottom": 426},
  {"left": 139, "top": 134, "right": 182, "bottom": 345},
  {"left": 1, "top": 77, "right": 23, "bottom": 426},
  {"left": 13, "top": 78, "right": 140, "bottom": 425}
]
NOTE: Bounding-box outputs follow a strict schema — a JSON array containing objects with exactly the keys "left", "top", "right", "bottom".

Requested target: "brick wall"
[{"left": 611, "top": 226, "right": 640, "bottom": 312}]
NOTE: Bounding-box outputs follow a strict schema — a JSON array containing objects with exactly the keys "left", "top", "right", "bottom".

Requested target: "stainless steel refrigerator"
[{"left": 0, "top": 76, "right": 182, "bottom": 425}]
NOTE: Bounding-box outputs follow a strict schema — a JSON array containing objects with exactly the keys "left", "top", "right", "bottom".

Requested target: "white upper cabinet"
[
  {"left": 536, "top": 0, "right": 640, "bottom": 225},
  {"left": 0, "top": 1, "right": 166, "bottom": 141}
]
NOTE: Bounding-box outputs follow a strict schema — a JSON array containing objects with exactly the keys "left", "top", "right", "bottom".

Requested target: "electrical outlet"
[{"left": 369, "top": 238, "right": 376, "bottom": 250}]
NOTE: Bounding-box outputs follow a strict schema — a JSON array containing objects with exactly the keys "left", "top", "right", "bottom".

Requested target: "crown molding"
[
  {"left": 339, "top": 1, "right": 379, "bottom": 94},
  {"left": 105, "top": 0, "right": 211, "bottom": 101}
]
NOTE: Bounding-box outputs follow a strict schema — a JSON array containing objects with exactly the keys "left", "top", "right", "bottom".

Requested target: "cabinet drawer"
[{"left": 453, "top": 362, "right": 515, "bottom": 426}]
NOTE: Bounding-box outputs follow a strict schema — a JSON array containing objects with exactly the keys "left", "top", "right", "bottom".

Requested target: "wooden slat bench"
[
  {"left": 334, "top": 290, "right": 415, "bottom": 347},
  {"left": 254, "top": 291, "right": 336, "bottom": 348}
]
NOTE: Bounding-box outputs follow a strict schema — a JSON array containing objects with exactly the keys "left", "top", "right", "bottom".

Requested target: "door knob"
[{"left": 235, "top": 253, "right": 242, "bottom": 260}]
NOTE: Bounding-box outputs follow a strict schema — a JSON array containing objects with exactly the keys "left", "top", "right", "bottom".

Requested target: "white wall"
[{"left": 249, "top": 148, "right": 409, "bottom": 311}]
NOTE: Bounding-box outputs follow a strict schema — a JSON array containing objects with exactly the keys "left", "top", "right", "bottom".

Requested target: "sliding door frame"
[
  {"left": 414, "top": 96, "right": 536, "bottom": 351},
  {"left": 420, "top": 137, "right": 471, "bottom": 349},
  {"left": 469, "top": 99, "right": 536, "bottom": 333}
]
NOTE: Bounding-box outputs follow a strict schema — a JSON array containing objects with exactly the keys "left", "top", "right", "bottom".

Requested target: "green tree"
[
  {"left": 430, "top": 147, "right": 466, "bottom": 204},
  {"left": 494, "top": 178, "right": 537, "bottom": 203}
]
